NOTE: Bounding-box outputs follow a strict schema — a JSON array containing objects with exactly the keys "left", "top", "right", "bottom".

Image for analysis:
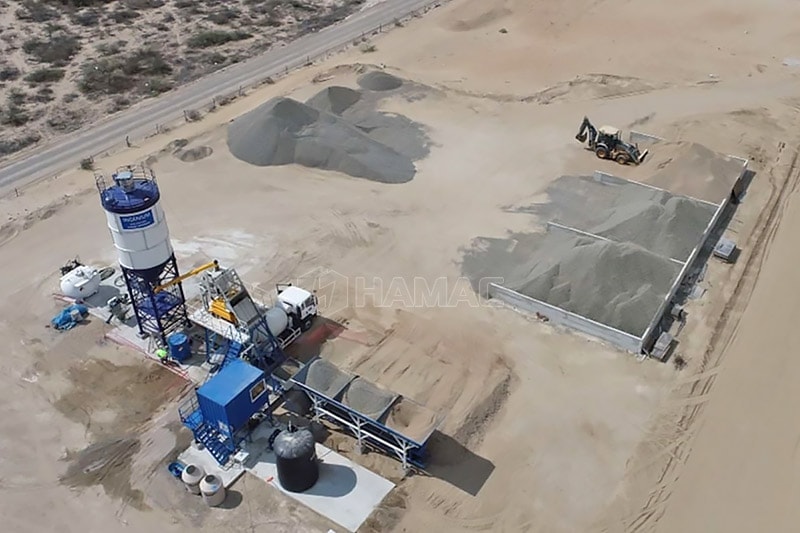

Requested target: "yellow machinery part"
[
  {"left": 153, "top": 260, "right": 219, "bottom": 293},
  {"left": 210, "top": 298, "right": 236, "bottom": 324}
]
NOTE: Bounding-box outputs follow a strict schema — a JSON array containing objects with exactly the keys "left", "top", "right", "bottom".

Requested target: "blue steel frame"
[{"left": 122, "top": 254, "right": 188, "bottom": 344}]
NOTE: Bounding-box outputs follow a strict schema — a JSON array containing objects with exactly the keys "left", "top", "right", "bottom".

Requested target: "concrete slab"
[
  {"left": 177, "top": 442, "right": 247, "bottom": 488},
  {"left": 241, "top": 422, "right": 394, "bottom": 532}
]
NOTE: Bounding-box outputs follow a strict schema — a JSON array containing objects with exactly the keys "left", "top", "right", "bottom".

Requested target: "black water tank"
[{"left": 273, "top": 426, "right": 319, "bottom": 492}]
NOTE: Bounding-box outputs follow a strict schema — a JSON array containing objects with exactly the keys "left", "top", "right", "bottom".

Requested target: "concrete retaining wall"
[
  {"left": 639, "top": 158, "right": 749, "bottom": 353},
  {"left": 488, "top": 283, "right": 643, "bottom": 353},
  {"left": 629, "top": 130, "right": 665, "bottom": 145}
]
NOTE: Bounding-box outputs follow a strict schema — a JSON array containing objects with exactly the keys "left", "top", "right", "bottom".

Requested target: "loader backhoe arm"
[{"left": 575, "top": 116, "right": 597, "bottom": 145}]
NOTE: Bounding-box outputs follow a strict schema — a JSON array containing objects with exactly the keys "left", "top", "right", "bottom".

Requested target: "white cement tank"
[
  {"left": 98, "top": 169, "right": 173, "bottom": 272},
  {"left": 199, "top": 474, "right": 226, "bottom": 507},
  {"left": 265, "top": 306, "right": 289, "bottom": 336},
  {"left": 59, "top": 266, "right": 101, "bottom": 299},
  {"left": 181, "top": 464, "right": 205, "bottom": 494}
]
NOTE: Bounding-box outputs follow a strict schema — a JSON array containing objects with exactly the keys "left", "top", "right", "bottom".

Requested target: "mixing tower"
[{"left": 97, "top": 165, "right": 187, "bottom": 343}]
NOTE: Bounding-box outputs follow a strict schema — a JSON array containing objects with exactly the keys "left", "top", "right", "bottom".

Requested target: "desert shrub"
[
  {"left": 108, "top": 9, "right": 139, "bottom": 23},
  {"left": 8, "top": 89, "right": 26, "bottom": 106},
  {"left": 0, "top": 65, "right": 21, "bottom": 81},
  {"left": 16, "top": 0, "right": 60, "bottom": 22},
  {"left": 96, "top": 40, "right": 125, "bottom": 57},
  {"left": 174, "top": 0, "right": 192, "bottom": 8},
  {"left": 186, "top": 30, "right": 251, "bottom": 49},
  {"left": 207, "top": 8, "right": 240, "bottom": 25},
  {"left": 24, "top": 67, "right": 65, "bottom": 83},
  {"left": 43, "top": 1, "right": 115, "bottom": 6},
  {"left": 63, "top": 92, "right": 79, "bottom": 102},
  {"left": 124, "top": 0, "right": 164, "bottom": 8},
  {"left": 78, "top": 58, "right": 129, "bottom": 94},
  {"left": 80, "top": 157, "right": 94, "bottom": 170},
  {"left": 2, "top": 104, "right": 30, "bottom": 126},
  {"left": 71, "top": 9, "right": 101, "bottom": 26},
  {"left": 139, "top": 76, "right": 172, "bottom": 96},
  {"left": 122, "top": 49, "right": 171, "bottom": 76},
  {"left": 79, "top": 50, "right": 173, "bottom": 96},
  {"left": 0, "top": 133, "right": 40, "bottom": 156},
  {"left": 23, "top": 33, "right": 81, "bottom": 66},
  {"left": 109, "top": 95, "right": 131, "bottom": 112},
  {"left": 47, "top": 108, "right": 84, "bottom": 132},
  {"left": 32, "top": 86, "right": 55, "bottom": 102}
]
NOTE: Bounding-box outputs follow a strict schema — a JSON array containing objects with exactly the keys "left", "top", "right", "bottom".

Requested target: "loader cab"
[{"left": 598, "top": 125, "right": 621, "bottom": 143}]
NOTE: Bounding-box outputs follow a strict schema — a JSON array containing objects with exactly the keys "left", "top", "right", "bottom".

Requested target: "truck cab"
[{"left": 276, "top": 285, "right": 318, "bottom": 331}]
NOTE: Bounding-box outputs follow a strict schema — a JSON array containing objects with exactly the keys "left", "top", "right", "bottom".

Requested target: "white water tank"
[
  {"left": 265, "top": 306, "right": 289, "bottom": 336},
  {"left": 181, "top": 464, "right": 205, "bottom": 494},
  {"left": 98, "top": 169, "right": 173, "bottom": 272},
  {"left": 59, "top": 266, "right": 101, "bottom": 299},
  {"left": 199, "top": 474, "right": 226, "bottom": 507}
]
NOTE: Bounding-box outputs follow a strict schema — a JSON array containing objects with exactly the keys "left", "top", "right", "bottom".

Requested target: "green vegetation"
[
  {"left": 186, "top": 30, "right": 252, "bottom": 49},
  {"left": 23, "top": 33, "right": 81, "bottom": 66},
  {"left": 24, "top": 67, "right": 65, "bottom": 84}
]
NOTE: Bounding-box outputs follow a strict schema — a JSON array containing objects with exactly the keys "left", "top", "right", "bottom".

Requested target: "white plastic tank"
[
  {"left": 181, "top": 464, "right": 205, "bottom": 494},
  {"left": 59, "top": 266, "right": 101, "bottom": 299},
  {"left": 98, "top": 168, "right": 174, "bottom": 272},
  {"left": 199, "top": 474, "right": 226, "bottom": 507},
  {"left": 265, "top": 306, "right": 289, "bottom": 336}
]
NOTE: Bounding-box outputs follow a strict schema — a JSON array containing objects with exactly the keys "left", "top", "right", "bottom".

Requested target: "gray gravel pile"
[
  {"left": 504, "top": 233, "right": 681, "bottom": 336},
  {"left": 304, "top": 86, "right": 362, "bottom": 115},
  {"left": 306, "top": 83, "right": 430, "bottom": 161},
  {"left": 517, "top": 175, "right": 716, "bottom": 261},
  {"left": 342, "top": 377, "right": 397, "bottom": 420},
  {"left": 303, "top": 358, "right": 352, "bottom": 399},
  {"left": 227, "top": 96, "right": 416, "bottom": 183},
  {"left": 357, "top": 71, "right": 404, "bottom": 91},
  {"left": 589, "top": 195, "right": 715, "bottom": 261}
]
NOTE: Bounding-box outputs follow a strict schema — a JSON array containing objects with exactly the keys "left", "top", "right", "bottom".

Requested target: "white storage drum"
[
  {"left": 273, "top": 426, "right": 319, "bottom": 493},
  {"left": 181, "top": 464, "right": 205, "bottom": 494},
  {"left": 199, "top": 474, "right": 226, "bottom": 507}
]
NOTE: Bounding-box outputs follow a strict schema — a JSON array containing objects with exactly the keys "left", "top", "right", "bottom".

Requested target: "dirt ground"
[{"left": 2, "top": 0, "right": 800, "bottom": 532}]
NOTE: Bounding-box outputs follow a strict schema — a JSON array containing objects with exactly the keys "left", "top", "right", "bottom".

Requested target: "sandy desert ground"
[{"left": 2, "top": 0, "right": 800, "bottom": 532}]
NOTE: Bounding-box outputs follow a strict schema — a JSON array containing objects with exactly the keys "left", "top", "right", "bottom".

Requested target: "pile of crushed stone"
[
  {"left": 504, "top": 234, "right": 681, "bottom": 336},
  {"left": 227, "top": 71, "right": 428, "bottom": 183}
]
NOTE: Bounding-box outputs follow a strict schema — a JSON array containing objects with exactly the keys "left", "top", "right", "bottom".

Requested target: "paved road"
[{"left": 0, "top": 0, "right": 440, "bottom": 191}]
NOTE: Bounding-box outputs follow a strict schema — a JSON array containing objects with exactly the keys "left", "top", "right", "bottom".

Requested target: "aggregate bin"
[{"left": 196, "top": 359, "right": 270, "bottom": 437}]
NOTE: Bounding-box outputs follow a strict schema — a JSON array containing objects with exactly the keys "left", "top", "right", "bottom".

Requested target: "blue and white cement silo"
[{"left": 96, "top": 165, "right": 187, "bottom": 342}]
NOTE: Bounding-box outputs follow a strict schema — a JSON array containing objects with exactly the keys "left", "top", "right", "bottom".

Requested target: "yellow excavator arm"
[{"left": 153, "top": 260, "right": 219, "bottom": 293}]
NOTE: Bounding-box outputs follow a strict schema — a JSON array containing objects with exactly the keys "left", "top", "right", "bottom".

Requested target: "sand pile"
[
  {"left": 357, "top": 71, "right": 403, "bottom": 91},
  {"left": 303, "top": 358, "right": 352, "bottom": 399},
  {"left": 227, "top": 97, "right": 416, "bottom": 183},
  {"left": 384, "top": 400, "right": 439, "bottom": 443},
  {"left": 502, "top": 234, "right": 681, "bottom": 336},
  {"left": 639, "top": 141, "right": 745, "bottom": 202},
  {"left": 342, "top": 377, "right": 396, "bottom": 420}
]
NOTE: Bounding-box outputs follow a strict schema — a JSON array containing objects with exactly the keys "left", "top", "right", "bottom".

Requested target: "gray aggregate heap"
[
  {"left": 504, "top": 233, "right": 682, "bottom": 336},
  {"left": 303, "top": 358, "right": 352, "bottom": 399},
  {"left": 521, "top": 175, "right": 717, "bottom": 261},
  {"left": 341, "top": 377, "right": 397, "bottom": 420},
  {"left": 227, "top": 71, "right": 429, "bottom": 183}
]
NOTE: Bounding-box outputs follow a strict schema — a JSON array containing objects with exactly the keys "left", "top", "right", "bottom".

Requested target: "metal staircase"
[{"left": 178, "top": 395, "right": 235, "bottom": 466}]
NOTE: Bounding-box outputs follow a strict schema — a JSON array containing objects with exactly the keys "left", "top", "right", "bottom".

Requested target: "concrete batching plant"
[{"left": 96, "top": 165, "right": 188, "bottom": 343}]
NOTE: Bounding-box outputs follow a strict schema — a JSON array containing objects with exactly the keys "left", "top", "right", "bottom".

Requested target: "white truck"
[{"left": 260, "top": 284, "right": 319, "bottom": 348}]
